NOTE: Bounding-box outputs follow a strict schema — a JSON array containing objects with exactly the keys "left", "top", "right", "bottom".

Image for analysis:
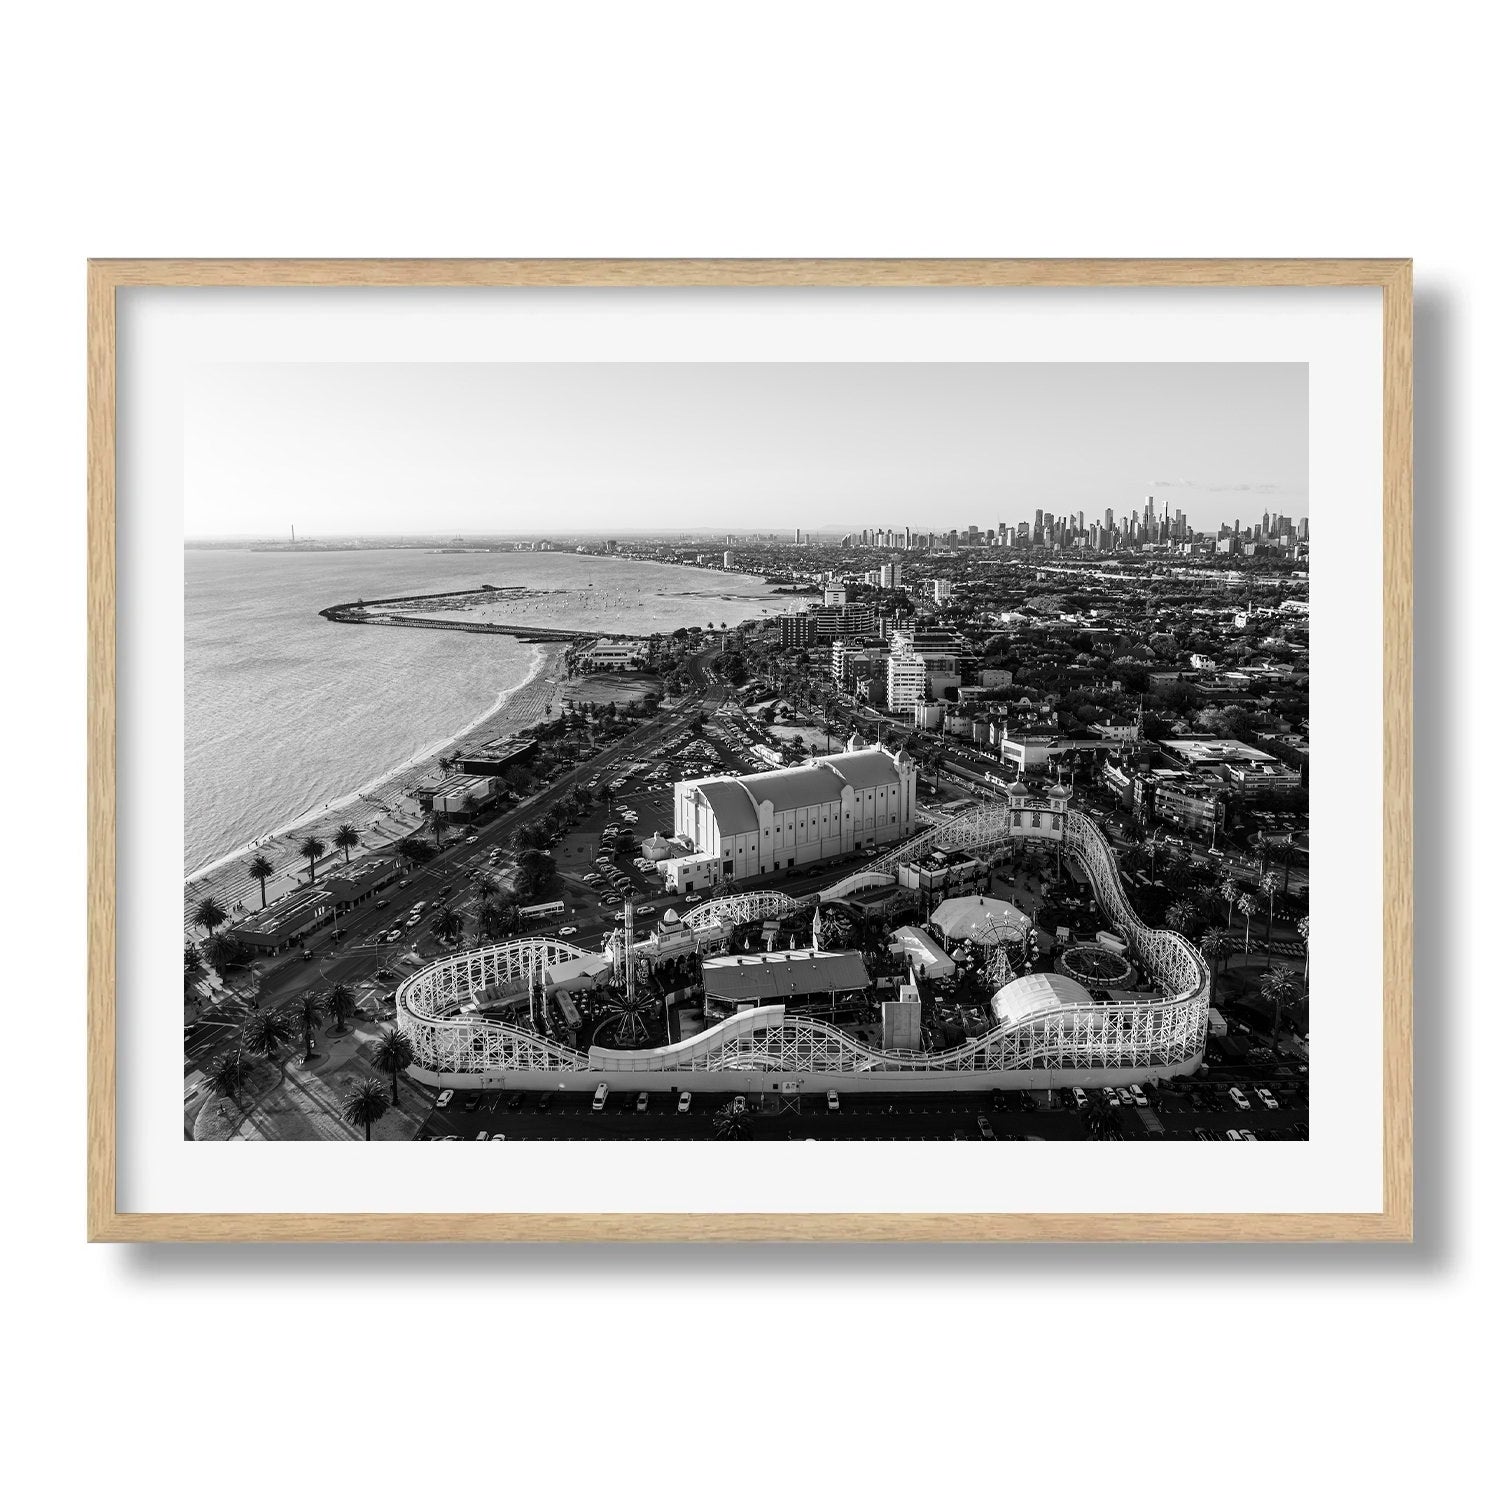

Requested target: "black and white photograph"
[{"left": 181, "top": 357, "right": 1312, "bottom": 1146}]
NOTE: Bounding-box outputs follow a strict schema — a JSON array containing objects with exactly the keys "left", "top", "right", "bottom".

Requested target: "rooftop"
[
  {"left": 702, "top": 949, "right": 870, "bottom": 1002},
  {"left": 1160, "top": 737, "right": 1277, "bottom": 766}
]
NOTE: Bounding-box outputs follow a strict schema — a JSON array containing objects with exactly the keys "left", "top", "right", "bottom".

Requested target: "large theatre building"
[{"left": 670, "top": 746, "right": 918, "bottom": 887}]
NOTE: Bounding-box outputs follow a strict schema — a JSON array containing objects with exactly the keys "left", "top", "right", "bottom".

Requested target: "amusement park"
[{"left": 393, "top": 775, "right": 1218, "bottom": 1105}]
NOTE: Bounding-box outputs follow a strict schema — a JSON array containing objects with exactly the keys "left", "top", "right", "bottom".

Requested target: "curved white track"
[{"left": 395, "top": 805, "right": 1209, "bottom": 1082}]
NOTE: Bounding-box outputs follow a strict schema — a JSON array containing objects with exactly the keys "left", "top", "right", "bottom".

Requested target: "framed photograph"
[{"left": 87, "top": 259, "right": 1411, "bottom": 1242}]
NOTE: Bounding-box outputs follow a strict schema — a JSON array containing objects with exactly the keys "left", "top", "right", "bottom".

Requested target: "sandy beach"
[{"left": 183, "top": 641, "right": 574, "bottom": 936}]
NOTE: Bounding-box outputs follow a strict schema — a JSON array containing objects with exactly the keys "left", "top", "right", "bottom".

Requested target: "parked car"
[
  {"left": 592, "top": 1084, "right": 609, "bottom": 1112},
  {"left": 635, "top": 1092, "right": 649, "bottom": 1113},
  {"left": 977, "top": 1115, "right": 996, "bottom": 1140},
  {"left": 1228, "top": 1086, "right": 1252, "bottom": 1110},
  {"left": 678, "top": 1092, "right": 692, "bottom": 1114},
  {"left": 559, "top": 925, "right": 578, "bottom": 935},
  {"left": 1071, "top": 1087, "right": 1089, "bottom": 1108},
  {"left": 826, "top": 1090, "right": 840, "bottom": 1112},
  {"left": 1256, "top": 1087, "right": 1279, "bottom": 1109},
  {"left": 435, "top": 1089, "right": 454, "bottom": 1109}
]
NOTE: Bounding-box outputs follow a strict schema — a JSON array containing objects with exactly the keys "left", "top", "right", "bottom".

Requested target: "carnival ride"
[{"left": 394, "top": 797, "right": 1212, "bottom": 1088}]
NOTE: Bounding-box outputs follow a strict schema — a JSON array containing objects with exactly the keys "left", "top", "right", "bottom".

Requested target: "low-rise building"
[
  {"left": 702, "top": 948, "right": 871, "bottom": 1019},
  {"left": 231, "top": 885, "right": 336, "bottom": 954},
  {"left": 420, "top": 774, "right": 499, "bottom": 818},
  {"left": 673, "top": 746, "right": 918, "bottom": 880},
  {"left": 898, "top": 845, "right": 988, "bottom": 905},
  {"left": 582, "top": 637, "right": 650, "bottom": 671},
  {"left": 453, "top": 736, "right": 538, "bottom": 776},
  {"left": 320, "top": 853, "right": 400, "bottom": 911}
]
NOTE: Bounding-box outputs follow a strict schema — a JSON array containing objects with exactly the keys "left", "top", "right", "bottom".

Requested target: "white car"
[
  {"left": 1256, "top": 1088, "right": 1280, "bottom": 1109},
  {"left": 559, "top": 925, "right": 578, "bottom": 935},
  {"left": 1228, "top": 1086, "right": 1252, "bottom": 1111},
  {"left": 1128, "top": 1083, "right": 1148, "bottom": 1106},
  {"left": 826, "top": 1090, "right": 840, "bottom": 1112},
  {"left": 435, "top": 1089, "right": 454, "bottom": 1109},
  {"left": 678, "top": 1092, "right": 692, "bottom": 1114}
]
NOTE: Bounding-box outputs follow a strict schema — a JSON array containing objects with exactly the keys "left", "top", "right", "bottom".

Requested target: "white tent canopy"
[{"left": 930, "top": 895, "right": 1032, "bottom": 947}]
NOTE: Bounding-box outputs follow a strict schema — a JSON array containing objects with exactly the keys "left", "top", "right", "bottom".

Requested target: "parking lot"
[{"left": 416, "top": 1070, "right": 1308, "bottom": 1143}]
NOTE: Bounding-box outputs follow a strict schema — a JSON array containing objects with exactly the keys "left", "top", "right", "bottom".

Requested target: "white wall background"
[{"left": 0, "top": 2, "right": 1488, "bottom": 1494}]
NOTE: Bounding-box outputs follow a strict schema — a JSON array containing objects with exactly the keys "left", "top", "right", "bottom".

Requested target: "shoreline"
[{"left": 184, "top": 640, "right": 567, "bottom": 914}]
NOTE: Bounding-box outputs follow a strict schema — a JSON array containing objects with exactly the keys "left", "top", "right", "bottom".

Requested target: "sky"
[{"left": 185, "top": 361, "right": 1308, "bottom": 538}]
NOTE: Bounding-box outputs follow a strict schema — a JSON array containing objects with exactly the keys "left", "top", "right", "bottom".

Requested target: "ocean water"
[{"left": 184, "top": 548, "right": 780, "bottom": 876}]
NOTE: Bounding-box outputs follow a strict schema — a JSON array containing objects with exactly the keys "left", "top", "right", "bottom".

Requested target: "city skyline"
[{"left": 186, "top": 361, "right": 1308, "bottom": 538}]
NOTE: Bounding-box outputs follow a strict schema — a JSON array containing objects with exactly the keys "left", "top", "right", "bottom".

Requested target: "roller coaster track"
[{"left": 394, "top": 805, "right": 1210, "bottom": 1081}]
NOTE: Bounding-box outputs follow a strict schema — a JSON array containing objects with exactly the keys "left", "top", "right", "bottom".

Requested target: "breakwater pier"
[{"left": 319, "top": 586, "right": 593, "bottom": 643}]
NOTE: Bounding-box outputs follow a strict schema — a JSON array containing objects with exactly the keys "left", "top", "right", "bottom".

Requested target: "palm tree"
[
  {"left": 299, "top": 835, "right": 326, "bottom": 882},
  {"left": 242, "top": 1007, "right": 297, "bottom": 1079},
  {"left": 370, "top": 1026, "right": 416, "bottom": 1107},
  {"left": 479, "top": 898, "right": 518, "bottom": 941},
  {"left": 326, "top": 983, "right": 357, "bottom": 1035},
  {"left": 293, "top": 991, "right": 327, "bottom": 1061},
  {"left": 1298, "top": 913, "right": 1311, "bottom": 979},
  {"left": 341, "top": 1079, "right": 390, "bottom": 1141},
  {"left": 396, "top": 835, "right": 434, "bottom": 869},
  {"left": 207, "top": 1051, "right": 249, "bottom": 1108},
  {"left": 1236, "top": 891, "right": 1262, "bottom": 956},
  {"left": 432, "top": 908, "right": 465, "bottom": 946},
  {"left": 193, "top": 895, "right": 229, "bottom": 939},
  {"left": 1198, "top": 928, "right": 1232, "bottom": 1005},
  {"left": 1260, "top": 964, "right": 1302, "bottom": 1049},
  {"left": 713, "top": 1101, "right": 751, "bottom": 1140},
  {"left": 333, "top": 823, "right": 360, "bottom": 864},
  {"left": 431, "top": 809, "right": 449, "bottom": 849},
  {"left": 205, "top": 933, "right": 249, "bottom": 972},
  {"left": 1165, "top": 897, "right": 1203, "bottom": 939},
  {"left": 247, "top": 853, "right": 274, "bottom": 907},
  {"left": 1084, "top": 1100, "right": 1123, "bottom": 1141},
  {"left": 1217, "top": 876, "right": 1243, "bottom": 927},
  {"left": 1259, "top": 871, "right": 1281, "bottom": 941},
  {"left": 184, "top": 942, "right": 203, "bottom": 989}
]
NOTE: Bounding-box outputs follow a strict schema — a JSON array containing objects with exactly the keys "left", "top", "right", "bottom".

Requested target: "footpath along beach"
[{"left": 182, "top": 641, "right": 575, "bottom": 937}]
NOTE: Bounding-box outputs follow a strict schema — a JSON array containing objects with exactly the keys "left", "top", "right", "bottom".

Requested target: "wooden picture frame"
[{"left": 87, "top": 258, "right": 1412, "bottom": 1243}]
